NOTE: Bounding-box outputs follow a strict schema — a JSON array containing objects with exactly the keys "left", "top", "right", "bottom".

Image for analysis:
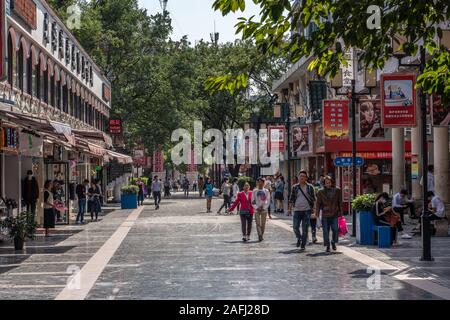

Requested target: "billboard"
[
  {"left": 291, "top": 125, "right": 312, "bottom": 157},
  {"left": 323, "top": 100, "right": 349, "bottom": 141},
  {"left": 358, "top": 99, "right": 384, "bottom": 139},
  {"left": 381, "top": 73, "right": 416, "bottom": 127}
]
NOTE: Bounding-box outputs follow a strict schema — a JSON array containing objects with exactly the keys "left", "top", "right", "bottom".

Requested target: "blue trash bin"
[
  {"left": 356, "top": 211, "right": 375, "bottom": 245},
  {"left": 121, "top": 193, "right": 138, "bottom": 209}
]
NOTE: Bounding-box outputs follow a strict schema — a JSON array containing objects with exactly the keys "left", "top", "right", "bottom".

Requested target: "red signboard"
[
  {"left": 338, "top": 151, "right": 412, "bottom": 159},
  {"left": 153, "top": 150, "right": 164, "bottom": 172},
  {"left": 381, "top": 73, "right": 416, "bottom": 127},
  {"left": 268, "top": 125, "right": 286, "bottom": 152},
  {"left": 108, "top": 118, "right": 122, "bottom": 134},
  {"left": 323, "top": 99, "right": 349, "bottom": 145},
  {"left": 103, "top": 84, "right": 111, "bottom": 102},
  {"left": 431, "top": 94, "right": 450, "bottom": 126},
  {"left": 188, "top": 149, "right": 197, "bottom": 172}
]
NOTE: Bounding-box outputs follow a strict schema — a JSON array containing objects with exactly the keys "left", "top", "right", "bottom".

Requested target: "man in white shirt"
[
  {"left": 252, "top": 177, "right": 270, "bottom": 242},
  {"left": 420, "top": 165, "right": 435, "bottom": 193},
  {"left": 392, "top": 189, "right": 416, "bottom": 224},
  {"left": 151, "top": 176, "right": 163, "bottom": 210},
  {"left": 428, "top": 191, "right": 446, "bottom": 220}
]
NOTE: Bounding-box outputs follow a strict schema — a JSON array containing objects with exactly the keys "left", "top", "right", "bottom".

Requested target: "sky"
[{"left": 137, "top": 0, "right": 261, "bottom": 44}]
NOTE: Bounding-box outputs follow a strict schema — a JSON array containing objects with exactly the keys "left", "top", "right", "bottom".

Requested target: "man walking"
[
  {"left": 151, "top": 175, "right": 163, "bottom": 210},
  {"left": 22, "top": 170, "right": 39, "bottom": 216},
  {"left": 75, "top": 179, "right": 89, "bottom": 224},
  {"left": 288, "top": 170, "right": 316, "bottom": 250},
  {"left": 252, "top": 177, "right": 270, "bottom": 242},
  {"left": 316, "top": 176, "right": 342, "bottom": 252},
  {"left": 217, "top": 178, "right": 232, "bottom": 214},
  {"left": 183, "top": 177, "right": 190, "bottom": 198}
]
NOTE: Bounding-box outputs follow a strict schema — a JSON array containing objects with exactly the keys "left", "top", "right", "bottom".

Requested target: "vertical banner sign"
[
  {"left": 411, "top": 154, "right": 419, "bottom": 180},
  {"left": 188, "top": 149, "right": 197, "bottom": 172},
  {"left": 358, "top": 99, "right": 384, "bottom": 139},
  {"left": 153, "top": 150, "right": 164, "bottom": 172},
  {"left": 323, "top": 100, "right": 349, "bottom": 150},
  {"left": 268, "top": 126, "right": 286, "bottom": 153},
  {"left": 381, "top": 73, "right": 416, "bottom": 127},
  {"left": 342, "top": 48, "right": 354, "bottom": 87},
  {"left": 432, "top": 94, "right": 450, "bottom": 126},
  {"left": 291, "top": 125, "right": 312, "bottom": 157}
]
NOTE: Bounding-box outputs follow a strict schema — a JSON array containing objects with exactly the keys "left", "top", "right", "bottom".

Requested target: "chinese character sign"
[
  {"left": 323, "top": 100, "right": 349, "bottom": 141},
  {"left": 432, "top": 94, "right": 450, "bottom": 126},
  {"left": 381, "top": 74, "right": 416, "bottom": 127},
  {"left": 342, "top": 48, "right": 354, "bottom": 87},
  {"left": 358, "top": 99, "right": 384, "bottom": 139},
  {"left": 153, "top": 151, "right": 164, "bottom": 172},
  {"left": 108, "top": 118, "right": 122, "bottom": 134},
  {"left": 291, "top": 125, "right": 312, "bottom": 157}
]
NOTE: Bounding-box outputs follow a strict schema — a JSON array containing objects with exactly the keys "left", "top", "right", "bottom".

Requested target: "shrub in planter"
[
  {"left": 1, "top": 212, "right": 38, "bottom": 250},
  {"left": 121, "top": 185, "right": 140, "bottom": 195},
  {"left": 351, "top": 193, "right": 377, "bottom": 212}
]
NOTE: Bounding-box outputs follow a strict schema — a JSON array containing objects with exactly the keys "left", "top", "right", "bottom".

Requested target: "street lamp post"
[{"left": 349, "top": 80, "right": 358, "bottom": 237}]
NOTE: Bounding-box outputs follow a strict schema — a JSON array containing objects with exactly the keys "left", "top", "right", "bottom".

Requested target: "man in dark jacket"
[{"left": 22, "top": 170, "right": 39, "bottom": 216}]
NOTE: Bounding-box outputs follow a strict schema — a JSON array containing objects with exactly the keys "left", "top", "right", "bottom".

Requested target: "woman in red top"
[{"left": 227, "top": 182, "right": 254, "bottom": 242}]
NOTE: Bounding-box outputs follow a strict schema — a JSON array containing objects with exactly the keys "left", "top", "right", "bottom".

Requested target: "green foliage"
[
  {"left": 237, "top": 176, "right": 255, "bottom": 190},
  {"left": 1, "top": 212, "right": 38, "bottom": 240},
  {"left": 129, "top": 177, "right": 149, "bottom": 185},
  {"left": 352, "top": 194, "right": 377, "bottom": 212},
  {"left": 121, "top": 185, "right": 140, "bottom": 195},
  {"left": 212, "top": 0, "right": 450, "bottom": 103}
]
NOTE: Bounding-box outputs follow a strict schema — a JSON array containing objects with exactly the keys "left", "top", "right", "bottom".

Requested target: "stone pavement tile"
[{"left": 86, "top": 199, "right": 441, "bottom": 300}]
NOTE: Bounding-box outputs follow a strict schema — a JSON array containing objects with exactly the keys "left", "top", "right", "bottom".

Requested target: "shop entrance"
[{"left": 44, "top": 161, "right": 70, "bottom": 225}]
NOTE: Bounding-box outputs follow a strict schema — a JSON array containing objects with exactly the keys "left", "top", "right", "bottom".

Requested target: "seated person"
[
  {"left": 373, "top": 193, "right": 412, "bottom": 244},
  {"left": 392, "top": 189, "right": 416, "bottom": 223}
]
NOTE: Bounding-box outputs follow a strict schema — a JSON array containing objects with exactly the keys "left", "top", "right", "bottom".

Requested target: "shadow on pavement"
[{"left": 306, "top": 251, "right": 343, "bottom": 257}]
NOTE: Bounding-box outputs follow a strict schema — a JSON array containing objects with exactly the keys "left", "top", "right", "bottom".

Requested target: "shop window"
[
  {"left": 55, "top": 79, "right": 61, "bottom": 110},
  {"left": 42, "top": 69, "right": 48, "bottom": 103},
  {"left": 35, "top": 60, "right": 40, "bottom": 99},
  {"left": 50, "top": 74, "right": 55, "bottom": 107},
  {"left": 62, "top": 84, "right": 68, "bottom": 113}
]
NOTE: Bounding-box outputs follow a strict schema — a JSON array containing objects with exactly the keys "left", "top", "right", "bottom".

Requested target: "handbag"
[{"left": 338, "top": 216, "right": 348, "bottom": 237}]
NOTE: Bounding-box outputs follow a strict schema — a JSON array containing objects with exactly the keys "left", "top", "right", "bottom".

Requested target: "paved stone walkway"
[{"left": 0, "top": 193, "right": 449, "bottom": 300}]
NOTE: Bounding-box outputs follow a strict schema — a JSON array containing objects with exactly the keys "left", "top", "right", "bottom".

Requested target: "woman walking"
[
  {"left": 217, "top": 178, "right": 232, "bottom": 214},
  {"left": 43, "top": 180, "right": 55, "bottom": 237},
  {"left": 88, "top": 180, "right": 102, "bottom": 222},
  {"left": 274, "top": 176, "right": 285, "bottom": 214},
  {"left": 227, "top": 182, "right": 254, "bottom": 242},
  {"left": 315, "top": 176, "right": 342, "bottom": 252},
  {"left": 204, "top": 178, "right": 214, "bottom": 213}
]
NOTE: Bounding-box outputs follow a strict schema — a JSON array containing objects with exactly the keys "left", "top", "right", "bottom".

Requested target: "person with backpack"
[
  {"left": 288, "top": 170, "right": 316, "bottom": 250},
  {"left": 227, "top": 182, "right": 254, "bottom": 242},
  {"left": 315, "top": 176, "right": 342, "bottom": 252}
]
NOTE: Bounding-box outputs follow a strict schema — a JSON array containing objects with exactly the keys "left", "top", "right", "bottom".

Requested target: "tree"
[{"left": 211, "top": 0, "right": 450, "bottom": 104}]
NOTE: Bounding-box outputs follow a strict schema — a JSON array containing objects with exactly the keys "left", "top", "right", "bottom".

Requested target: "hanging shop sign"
[
  {"left": 358, "top": 99, "right": 384, "bottom": 139},
  {"left": 291, "top": 125, "right": 312, "bottom": 157},
  {"left": 323, "top": 100, "right": 349, "bottom": 150},
  {"left": 153, "top": 150, "right": 164, "bottom": 172},
  {"left": 188, "top": 149, "right": 197, "bottom": 172},
  {"left": 108, "top": 117, "right": 122, "bottom": 134},
  {"left": 381, "top": 73, "right": 416, "bottom": 127},
  {"left": 431, "top": 94, "right": 450, "bottom": 126},
  {"left": 1, "top": 126, "right": 19, "bottom": 153},
  {"left": 19, "top": 132, "right": 42, "bottom": 157},
  {"left": 43, "top": 142, "right": 53, "bottom": 158},
  {"left": 342, "top": 48, "right": 354, "bottom": 87},
  {"left": 411, "top": 154, "right": 419, "bottom": 180},
  {"left": 268, "top": 125, "right": 286, "bottom": 153}
]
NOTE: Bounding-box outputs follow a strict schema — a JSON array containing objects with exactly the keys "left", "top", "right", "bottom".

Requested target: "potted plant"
[
  {"left": 120, "top": 185, "right": 139, "bottom": 209},
  {"left": 1, "top": 212, "right": 38, "bottom": 251},
  {"left": 351, "top": 193, "right": 377, "bottom": 244}
]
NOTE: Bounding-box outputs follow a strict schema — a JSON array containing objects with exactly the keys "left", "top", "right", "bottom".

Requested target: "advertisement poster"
[
  {"left": 268, "top": 125, "right": 286, "bottom": 153},
  {"left": 323, "top": 100, "right": 349, "bottom": 141},
  {"left": 411, "top": 154, "right": 419, "bottom": 180},
  {"left": 381, "top": 73, "right": 416, "bottom": 127},
  {"left": 291, "top": 125, "right": 312, "bottom": 157},
  {"left": 432, "top": 94, "right": 450, "bottom": 126},
  {"left": 358, "top": 99, "right": 384, "bottom": 139}
]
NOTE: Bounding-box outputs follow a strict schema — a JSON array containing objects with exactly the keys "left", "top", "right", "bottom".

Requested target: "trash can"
[{"left": 356, "top": 211, "right": 375, "bottom": 245}]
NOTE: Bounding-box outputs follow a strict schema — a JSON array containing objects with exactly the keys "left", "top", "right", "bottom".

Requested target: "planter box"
[
  {"left": 121, "top": 193, "right": 138, "bottom": 209},
  {"left": 356, "top": 211, "right": 375, "bottom": 245}
]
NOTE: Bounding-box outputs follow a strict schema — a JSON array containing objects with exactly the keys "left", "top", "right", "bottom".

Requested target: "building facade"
[{"left": 0, "top": 0, "right": 131, "bottom": 224}]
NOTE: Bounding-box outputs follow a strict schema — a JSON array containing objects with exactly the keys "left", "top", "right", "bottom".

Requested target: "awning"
[
  {"left": 72, "top": 129, "right": 112, "bottom": 147},
  {"left": 87, "top": 142, "right": 106, "bottom": 156},
  {"left": 106, "top": 150, "right": 133, "bottom": 164}
]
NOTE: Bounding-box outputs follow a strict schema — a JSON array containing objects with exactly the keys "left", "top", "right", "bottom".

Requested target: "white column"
[
  {"left": 433, "top": 127, "right": 449, "bottom": 202},
  {"left": 392, "top": 128, "right": 405, "bottom": 193},
  {"left": 411, "top": 119, "right": 423, "bottom": 199}
]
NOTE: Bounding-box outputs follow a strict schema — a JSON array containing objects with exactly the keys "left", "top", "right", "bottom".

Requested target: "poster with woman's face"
[
  {"left": 292, "top": 125, "right": 311, "bottom": 156},
  {"left": 358, "top": 99, "right": 384, "bottom": 139}
]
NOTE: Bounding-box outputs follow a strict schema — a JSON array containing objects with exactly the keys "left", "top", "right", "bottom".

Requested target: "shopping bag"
[
  {"left": 338, "top": 216, "right": 348, "bottom": 237},
  {"left": 316, "top": 211, "right": 322, "bottom": 229}
]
